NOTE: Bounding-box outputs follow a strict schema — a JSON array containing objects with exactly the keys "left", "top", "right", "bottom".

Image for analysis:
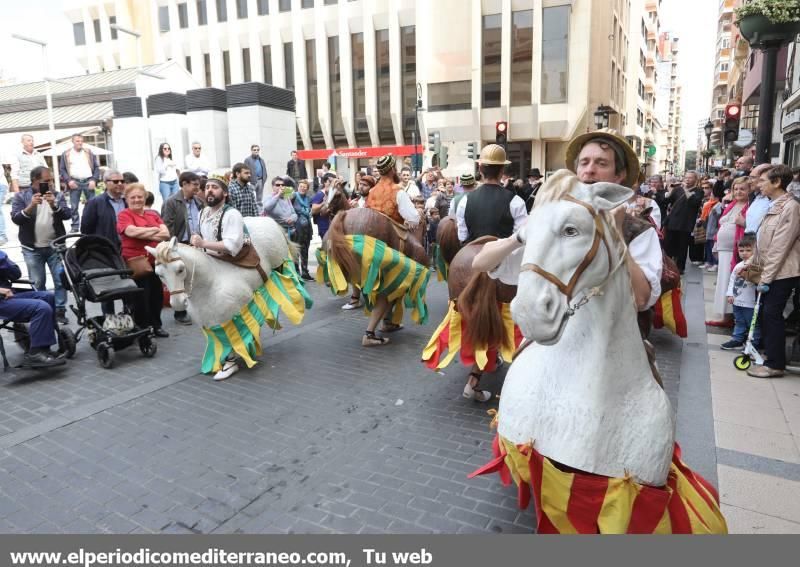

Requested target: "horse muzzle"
[
  {"left": 511, "top": 279, "right": 569, "bottom": 345},
  {"left": 169, "top": 291, "right": 189, "bottom": 312}
]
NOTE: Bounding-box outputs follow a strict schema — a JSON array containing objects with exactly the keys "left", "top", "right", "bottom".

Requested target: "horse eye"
[
  {"left": 177, "top": 266, "right": 184, "bottom": 273},
  {"left": 562, "top": 226, "right": 579, "bottom": 237}
]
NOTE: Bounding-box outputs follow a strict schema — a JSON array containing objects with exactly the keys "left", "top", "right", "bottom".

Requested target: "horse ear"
[
  {"left": 144, "top": 245, "right": 157, "bottom": 258},
  {"left": 169, "top": 236, "right": 177, "bottom": 250},
  {"left": 587, "top": 182, "right": 633, "bottom": 212},
  {"left": 641, "top": 206, "right": 653, "bottom": 218}
]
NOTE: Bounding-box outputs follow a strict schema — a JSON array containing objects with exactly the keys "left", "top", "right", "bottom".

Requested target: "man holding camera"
[{"left": 10, "top": 166, "right": 72, "bottom": 325}]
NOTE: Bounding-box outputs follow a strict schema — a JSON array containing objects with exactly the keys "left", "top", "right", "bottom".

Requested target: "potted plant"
[{"left": 735, "top": 0, "right": 800, "bottom": 46}]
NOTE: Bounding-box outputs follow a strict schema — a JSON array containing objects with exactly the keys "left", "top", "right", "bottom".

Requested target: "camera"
[{"left": 38, "top": 182, "right": 50, "bottom": 195}]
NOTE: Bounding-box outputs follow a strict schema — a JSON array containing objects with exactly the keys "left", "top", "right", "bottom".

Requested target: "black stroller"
[{"left": 52, "top": 234, "right": 157, "bottom": 368}]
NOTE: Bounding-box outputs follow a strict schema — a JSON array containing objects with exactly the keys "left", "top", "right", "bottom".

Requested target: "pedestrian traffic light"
[
  {"left": 428, "top": 131, "right": 441, "bottom": 155},
  {"left": 440, "top": 145, "right": 449, "bottom": 169},
  {"left": 724, "top": 103, "right": 742, "bottom": 144},
  {"left": 495, "top": 121, "right": 508, "bottom": 147},
  {"left": 466, "top": 142, "right": 477, "bottom": 160}
]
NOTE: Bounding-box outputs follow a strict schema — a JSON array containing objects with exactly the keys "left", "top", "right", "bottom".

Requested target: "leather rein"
[
  {"left": 519, "top": 194, "right": 629, "bottom": 317},
  {"left": 157, "top": 255, "right": 196, "bottom": 298}
]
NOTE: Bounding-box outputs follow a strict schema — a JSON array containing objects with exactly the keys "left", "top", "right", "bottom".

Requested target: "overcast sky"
[{"left": 1, "top": 0, "right": 718, "bottom": 151}]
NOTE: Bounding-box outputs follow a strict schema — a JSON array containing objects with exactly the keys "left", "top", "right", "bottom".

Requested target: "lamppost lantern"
[
  {"left": 593, "top": 107, "right": 606, "bottom": 130},
  {"left": 704, "top": 119, "right": 714, "bottom": 139}
]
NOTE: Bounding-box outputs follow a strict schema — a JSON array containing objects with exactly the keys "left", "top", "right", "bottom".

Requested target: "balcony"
[{"left": 646, "top": 55, "right": 655, "bottom": 67}]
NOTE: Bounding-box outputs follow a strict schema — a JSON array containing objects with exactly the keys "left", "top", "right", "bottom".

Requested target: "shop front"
[{"left": 297, "top": 144, "right": 423, "bottom": 181}]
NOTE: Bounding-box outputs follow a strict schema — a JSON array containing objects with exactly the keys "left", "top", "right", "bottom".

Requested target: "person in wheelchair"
[{"left": 0, "top": 249, "right": 66, "bottom": 368}]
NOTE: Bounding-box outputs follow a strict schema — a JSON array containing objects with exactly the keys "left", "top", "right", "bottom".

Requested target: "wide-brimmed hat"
[
  {"left": 528, "top": 168, "right": 542, "bottom": 179},
  {"left": 360, "top": 175, "right": 376, "bottom": 188},
  {"left": 376, "top": 155, "right": 396, "bottom": 175},
  {"left": 565, "top": 128, "right": 640, "bottom": 187},
  {"left": 477, "top": 144, "right": 511, "bottom": 165},
  {"left": 460, "top": 173, "right": 476, "bottom": 187}
]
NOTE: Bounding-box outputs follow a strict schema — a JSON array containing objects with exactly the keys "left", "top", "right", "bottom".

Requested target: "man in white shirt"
[
  {"left": 184, "top": 142, "right": 210, "bottom": 177},
  {"left": 58, "top": 133, "right": 99, "bottom": 232},
  {"left": 11, "top": 134, "right": 47, "bottom": 192}
]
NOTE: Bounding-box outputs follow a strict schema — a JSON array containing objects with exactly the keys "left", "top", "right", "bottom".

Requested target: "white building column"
[
  {"left": 316, "top": 17, "right": 334, "bottom": 149},
  {"left": 388, "top": 2, "right": 404, "bottom": 145},
  {"left": 208, "top": 0, "right": 224, "bottom": 87},
  {"left": 361, "top": 1, "right": 379, "bottom": 147},
  {"left": 81, "top": 6, "right": 101, "bottom": 73},
  {"left": 167, "top": 0, "right": 186, "bottom": 66},
  {"left": 186, "top": 0, "right": 205, "bottom": 85},
  {"left": 293, "top": 20, "right": 311, "bottom": 150},
  {"left": 248, "top": 0, "right": 265, "bottom": 82},
  {"left": 96, "top": 5, "right": 117, "bottom": 71},
  {"left": 111, "top": 97, "right": 150, "bottom": 181},
  {"left": 339, "top": 9, "right": 356, "bottom": 147},
  {"left": 186, "top": 88, "right": 229, "bottom": 170},
  {"left": 270, "top": 0, "right": 285, "bottom": 88}
]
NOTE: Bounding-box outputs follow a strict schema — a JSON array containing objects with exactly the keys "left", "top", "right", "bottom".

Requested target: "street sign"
[
  {"left": 647, "top": 145, "right": 657, "bottom": 157},
  {"left": 734, "top": 129, "right": 754, "bottom": 148}
]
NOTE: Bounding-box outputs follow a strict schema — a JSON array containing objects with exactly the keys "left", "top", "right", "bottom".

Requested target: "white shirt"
[
  {"left": 396, "top": 190, "right": 420, "bottom": 228},
  {"left": 67, "top": 148, "right": 93, "bottom": 180},
  {"left": 488, "top": 228, "right": 663, "bottom": 311},
  {"left": 184, "top": 153, "right": 210, "bottom": 176},
  {"left": 199, "top": 205, "right": 245, "bottom": 257},
  {"left": 155, "top": 156, "right": 179, "bottom": 182},
  {"left": 34, "top": 203, "right": 56, "bottom": 247},
  {"left": 626, "top": 198, "right": 662, "bottom": 229},
  {"left": 455, "top": 191, "right": 528, "bottom": 243},
  {"left": 402, "top": 181, "right": 421, "bottom": 200},
  {"left": 12, "top": 148, "right": 46, "bottom": 187}
]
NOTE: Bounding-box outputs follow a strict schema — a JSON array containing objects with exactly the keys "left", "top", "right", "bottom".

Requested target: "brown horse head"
[{"left": 436, "top": 217, "right": 461, "bottom": 267}]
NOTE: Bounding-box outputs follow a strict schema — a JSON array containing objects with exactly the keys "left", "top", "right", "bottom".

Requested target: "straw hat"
[
  {"left": 477, "top": 144, "right": 511, "bottom": 165},
  {"left": 565, "top": 128, "right": 640, "bottom": 187}
]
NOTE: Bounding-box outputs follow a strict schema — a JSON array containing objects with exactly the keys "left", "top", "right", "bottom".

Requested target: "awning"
[
  {"left": 0, "top": 102, "right": 112, "bottom": 134},
  {"left": 297, "top": 144, "right": 423, "bottom": 161}
]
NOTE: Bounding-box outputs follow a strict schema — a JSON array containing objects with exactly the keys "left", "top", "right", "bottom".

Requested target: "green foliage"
[{"left": 735, "top": 0, "right": 800, "bottom": 24}]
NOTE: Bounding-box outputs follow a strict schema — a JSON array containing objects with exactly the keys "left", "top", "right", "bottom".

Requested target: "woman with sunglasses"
[{"left": 155, "top": 142, "right": 180, "bottom": 204}]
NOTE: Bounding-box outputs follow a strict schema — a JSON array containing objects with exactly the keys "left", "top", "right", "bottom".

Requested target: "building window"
[
  {"left": 93, "top": 19, "right": 102, "bottom": 42},
  {"left": 482, "top": 14, "right": 501, "bottom": 108},
  {"left": 242, "top": 48, "right": 251, "bottom": 81},
  {"left": 284, "top": 42, "right": 294, "bottom": 90},
  {"left": 257, "top": 0, "right": 269, "bottom": 15},
  {"left": 217, "top": 0, "right": 227, "bottom": 22},
  {"left": 401, "top": 26, "right": 417, "bottom": 144},
  {"left": 223, "top": 50, "right": 231, "bottom": 85},
  {"left": 197, "top": 0, "right": 208, "bottom": 25},
  {"left": 511, "top": 10, "right": 533, "bottom": 106},
  {"left": 262, "top": 45, "right": 272, "bottom": 84},
  {"left": 204, "top": 53, "right": 212, "bottom": 86},
  {"left": 328, "top": 36, "right": 346, "bottom": 145},
  {"left": 109, "top": 16, "right": 118, "bottom": 39},
  {"left": 541, "top": 5, "right": 569, "bottom": 104},
  {"left": 178, "top": 3, "right": 189, "bottom": 28},
  {"left": 73, "top": 22, "right": 86, "bottom": 46},
  {"left": 306, "top": 39, "right": 323, "bottom": 148},
  {"left": 279, "top": 0, "right": 291, "bottom": 11},
  {"left": 429, "top": 81, "right": 471, "bottom": 111},
  {"left": 302, "top": 0, "right": 314, "bottom": 7},
  {"left": 185, "top": 56, "right": 192, "bottom": 73},
  {"left": 352, "top": 32, "right": 370, "bottom": 146},
  {"left": 324, "top": 0, "right": 338, "bottom": 4},
  {"left": 158, "top": 6, "right": 170, "bottom": 31},
  {"left": 236, "top": 0, "right": 248, "bottom": 18},
  {"left": 376, "top": 29, "right": 392, "bottom": 143}
]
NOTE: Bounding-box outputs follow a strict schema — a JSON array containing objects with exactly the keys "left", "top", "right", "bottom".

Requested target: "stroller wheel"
[
  {"left": 58, "top": 327, "right": 77, "bottom": 359},
  {"left": 734, "top": 354, "right": 751, "bottom": 371},
  {"left": 139, "top": 336, "right": 158, "bottom": 358},
  {"left": 97, "top": 343, "right": 115, "bottom": 369}
]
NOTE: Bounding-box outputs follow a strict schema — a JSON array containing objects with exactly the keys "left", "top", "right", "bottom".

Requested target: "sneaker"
[
  {"left": 720, "top": 340, "right": 744, "bottom": 351},
  {"left": 22, "top": 350, "right": 66, "bottom": 368},
  {"left": 707, "top": 265, "right": 717, "bottom": 272},
  {"left": 213, "top": 360, "right": 239, "bottom": 381},
  {"left": 462, "top": 383, "right": 492, "bottom": 402},
  {"left": 56, "top": 309, "right": 68, "bottom": 326},
  {"left": 301, "top": 271, "right": 314, "bottom": 281},
  {"left": 153, "top": 327, "right": 170, "bottom": 338},
  {"left": 174, "top": 311, "right": 192, "bottom": 325},
  {"left": 692, "top": 261, "right": 703, "bottom": 266},
  {"left": 746, "top": 365, "right": 784, "bottom": 378},
  {"left": 342, "top": 300, "right": 362, "bottom": 310}
]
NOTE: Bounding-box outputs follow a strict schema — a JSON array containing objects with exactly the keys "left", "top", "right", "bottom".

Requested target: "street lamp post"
[
  {"left": 414, "top": 82, "right": 422, "bottom": 175},
  {"left": 11, "top": 34, "right": 60, "bottom": 194},
  {"left": 704, "top": 119, "right": 714, "bottom": 174}
]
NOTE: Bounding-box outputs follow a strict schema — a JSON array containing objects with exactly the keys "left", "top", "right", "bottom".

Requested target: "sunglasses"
[
  {"left": 274, "top": 183, "right": 284, "bottom": 187},
  {"left": 108, "top": 179, "right": 124, "bottom": 184}
]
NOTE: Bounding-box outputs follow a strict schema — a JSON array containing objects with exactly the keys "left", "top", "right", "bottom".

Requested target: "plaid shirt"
[{"left": 228, "top": 179, "right": 260, "bottom": 217}]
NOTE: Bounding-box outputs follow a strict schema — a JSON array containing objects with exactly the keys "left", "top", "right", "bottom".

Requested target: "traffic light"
[
  {"left": 466, "top": 142, "right": 477, "bottom": 160},
  {"left": 495, "top": 121, "right": 508, "bottom": 147},
  {"left": 440, "top": 145, "right": 449, "bottom": 169},
  {"left": 724, "top": 103, "right": 742, "bottom": 145},
  {"left": 427, "top": 131, "right": 441, "bottom": 154}
]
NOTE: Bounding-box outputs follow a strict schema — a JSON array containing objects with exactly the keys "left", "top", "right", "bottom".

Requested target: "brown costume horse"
[{"left": 434, "top": 217, "right": 461, "bottom": 279}]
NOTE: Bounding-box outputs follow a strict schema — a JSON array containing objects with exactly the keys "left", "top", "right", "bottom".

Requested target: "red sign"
[{"left": 296, "top": 145, "right": 423, "bottom": 161}]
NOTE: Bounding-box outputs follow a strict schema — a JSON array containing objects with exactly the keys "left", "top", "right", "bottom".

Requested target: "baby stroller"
[{"left": 52, "top": 234, "right": 157, "bottom": 368}]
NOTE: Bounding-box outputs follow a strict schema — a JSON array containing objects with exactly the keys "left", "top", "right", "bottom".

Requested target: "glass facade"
[
  {"left": 262, "top": 45, "right": 272, "bottom": 84},
  {"left": 401, "top": 26, "right": 417, "bottom": 144},
  {"left": 204, "top": 53, "right": 211, "bottom": 87},
  {"left": 482, "top": 14, "right": 501, "bottom": 108},
  {"left": 307, "top": 39, "right": 324, "bottom": 149},
  {"left": 257, "top": 0, "right": 269, "bottom": 15},
  {"left": 376, "top": 29, "right": 393, "bottom": 144},
  {"left": 236, "top": 0, "right": 248, "bottom": 18},
  {"left": 216, "top": 0, "right": 227, "bottom": 22},
  {"left": 178, "top": 3, "right": 189, "bottom": 28},
  {"left": 429, "top": 81, "right": 471, "bottom": 111},
  {"left": 222, "top": 50, "right": 231, "bottom": 85},
  {"left": 542, "top": 5, "right": 570, "bottom": 104},
  {"left": 511, "top": 10, "right": 533, "bottom": 106},
  {"left": 158, "top": 6, "right": 170, "bottom": 31},
  {"left": 352, "top": 33, "right": 370, "bottom": 146},
  {"left": 73, "top": 22, "right": 85, "bottom": 46},
  {"left": 197, "top": 0, "right": 208, "bottom": 25},
  {"left": 284, "top": 42, "right": 294, "bottom": 90},
  {"left": 242, "top": 48, "right": 251, "bottom": 82},
  {"left": 328, "top": 36, "right": 347, "bottom": 145}
]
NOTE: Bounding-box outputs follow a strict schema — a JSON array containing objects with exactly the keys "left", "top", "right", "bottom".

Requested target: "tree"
[{"left": 684, "top": 150, "right": 698, "bottom": 172}]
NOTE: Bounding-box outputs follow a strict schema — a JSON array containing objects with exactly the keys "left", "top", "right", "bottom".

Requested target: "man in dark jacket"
[
  {"left": 0, "top": 250, "right": 65, "bottom": 367},
  {"left": 161, "top": 171, "right": 203, "bottom": 325},
  {"left": 286, "top": 150, "right": 308, "bottom": 181},
  {"left": 663, "top": 170, "right": 704, "bottom": 273},
  {"left": 10, "top": 166, "right": 72, "bottom": 325},
  {"left": 243, "top": 144, "right": 268, "bottom": 210}
]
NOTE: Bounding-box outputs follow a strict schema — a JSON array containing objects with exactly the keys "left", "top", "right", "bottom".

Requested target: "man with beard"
[{"left": 190, "top": 178, "right": 246, "bottom": 380}]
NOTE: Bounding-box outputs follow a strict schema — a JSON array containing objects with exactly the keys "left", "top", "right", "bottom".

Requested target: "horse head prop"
[
  {"left": 147, "top": 237, "right": 190, "bottom": 313},
  {"left": 499, "top": 169, "right": 675, "bottom": 486}
]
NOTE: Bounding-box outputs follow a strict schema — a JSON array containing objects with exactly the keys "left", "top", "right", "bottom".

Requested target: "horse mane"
[
  {"left": 153, "top": 241, "right": 208, "bottom": 267},
  {"left": 436, "top": 218, "right": 461, "bottom": 265},
  {"left": 458, "top": 271, "right": 506, "bottom": 351},
  {"left": 531, "top": 169, "right": 579, "bottom": 207}
]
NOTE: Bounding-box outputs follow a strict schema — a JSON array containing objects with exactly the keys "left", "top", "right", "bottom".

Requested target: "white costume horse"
[
  {"left": 147, "top": 216, "right": 311, "bottom": 375},
  {"left": 472, "top": 170, "right": 726, "bottom": 534}
]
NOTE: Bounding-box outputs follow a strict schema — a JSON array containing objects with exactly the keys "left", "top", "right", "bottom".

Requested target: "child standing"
[{"left": 722, "top": 235, "right": 761, "bottom": 350}]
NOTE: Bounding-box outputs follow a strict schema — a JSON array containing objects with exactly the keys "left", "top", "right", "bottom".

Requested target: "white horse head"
[
  {"left": 499, "top": 170, "right": 674, "bottom": 486},
  {"left": 511, "top": 170, "right": 632, "bottom": 344},
  {"left": 146, "top": 237, "right": 189, "bottom": 312}
]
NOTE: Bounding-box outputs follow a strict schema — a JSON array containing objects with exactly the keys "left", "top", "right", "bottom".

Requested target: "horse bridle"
[
  {"left": 156, "top": 255, "right": 196, "bottom": 299},
  {"left": 519, "top": 194, "right": 629, "bottom": 317}
]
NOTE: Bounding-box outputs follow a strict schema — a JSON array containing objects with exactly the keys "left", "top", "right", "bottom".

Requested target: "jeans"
[
  {"left": 69, "top": 180, "right": 94, "bottom": 231},
  {"left": 732, "top": 304, "right": 760, "bottom": 345},
  {"left": 21, "top": 246, "right": 67, "bottom": 311},
  {"left": 0, "top": 290, "right": 57, "bottom": 348},
  {"left": 159, "top": 180, "right": 179, "bottom": 203},
  {"left": 704, "top": 240, "right": 717, "bottom": 266},
  {"left": 0, "top": 183, "right": 7, "bottom": 241},
  {"left": 761, "top": 277, "right": 800, "bottom": 370}
]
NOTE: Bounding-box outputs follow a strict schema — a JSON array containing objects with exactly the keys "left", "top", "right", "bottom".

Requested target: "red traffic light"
[
  {"left": 496, "top": 121, "right": 508, "bottom": 133},
  {"left": 725, "top": 103, "right": 741, "bottom": 120}
]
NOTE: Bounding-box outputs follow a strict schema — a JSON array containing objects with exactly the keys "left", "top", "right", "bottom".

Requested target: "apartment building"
[{"left": 709, "top": 0, "right": 737, "bottom": 151}]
